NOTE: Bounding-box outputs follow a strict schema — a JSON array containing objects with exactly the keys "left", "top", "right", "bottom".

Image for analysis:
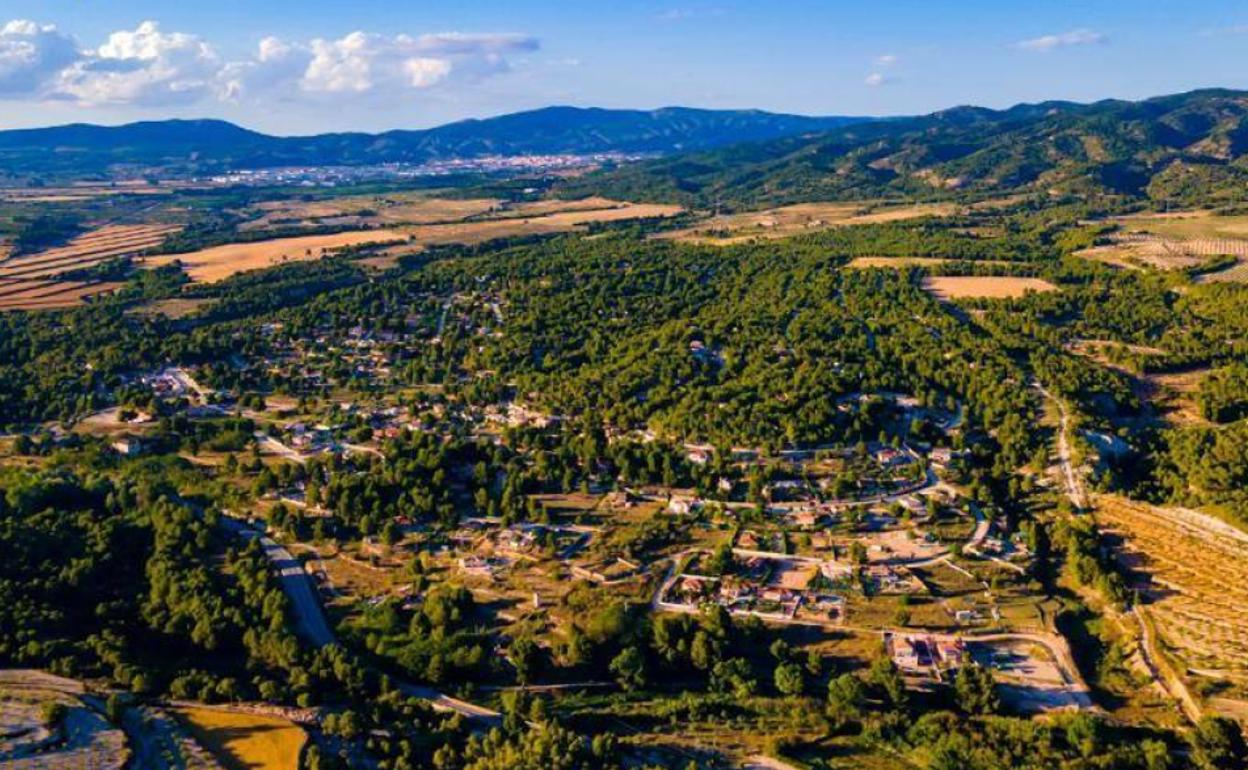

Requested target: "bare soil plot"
[
  {"left": 1096, "top": 496, "right": 1248, "bottom": 691},
  {"left": 658, "top": 201, "right": 960, "bottom": 244},
  {"left": 172, "top": 706, "right": 304, "bottom": 770},
  {"left": 922, "top": 276, "right": 1057, "bottom": 300},
  {"left": 0, "top": 670, "right": 128, "bottom": 770}
]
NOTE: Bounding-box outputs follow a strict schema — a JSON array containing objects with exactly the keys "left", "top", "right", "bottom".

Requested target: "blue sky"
[{"left": 0, "top": 1, "right": 1245, "bottom": 134}]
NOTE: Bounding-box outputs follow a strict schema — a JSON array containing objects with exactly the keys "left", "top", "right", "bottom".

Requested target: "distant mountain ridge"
[
  {"left": 571, "top": 88, "right": 1248, "bottom": 206},
  {"left": 0, "top": 106, "right": 867, "bottom": 176}
]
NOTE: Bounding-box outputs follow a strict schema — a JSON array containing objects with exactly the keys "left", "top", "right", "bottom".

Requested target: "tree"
[
  {"left": 826, "top": 673, "right": 863, "bottom": 719},
  {"left": 609, "top": 646, "right": 647, "bottom": 691},
  {"left": 953, "top": 663, "right": 999, "bottom": 715},
  {"left": 1190, "top": 715, "right": 1248, "bottom": 770},
  {"left": 774, "top": 662, "right": 805, "bottom": 697},
  {"left": 509, "top": 636, "right": 544, "bottom": 686}
]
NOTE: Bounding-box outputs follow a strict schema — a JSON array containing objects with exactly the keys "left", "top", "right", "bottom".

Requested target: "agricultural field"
[
  {"left": 1096, "top": 496, "right": 1248, "bottom": 704},
  {"left": 172, "top": 706, "right": 305, "bottom": 770},
  {"left": 0, "top": 223, "right": 179, "bottom": 311},
  {"left": 1079, "top": 210, "right": 1248, "bottom": 273},
  {"left": 921, "top": 275, "right": 1057, "bottom": 300},
  {"left": 145, "top": 198, "right": 680, "bottom": 284},
  {"left": 656, "top": 200, "right": 959, "bottom": 244},
  {"left": 144, "top": 229, "right": 408, "bottom": 282}
]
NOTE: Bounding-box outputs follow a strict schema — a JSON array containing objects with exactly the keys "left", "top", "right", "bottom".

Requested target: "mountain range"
[
  {"left": 573, "top": 89, "right": 1248, "bottom": 206},
  {"left": 0, "top": 107, "right": 865, "bottom": 177}
]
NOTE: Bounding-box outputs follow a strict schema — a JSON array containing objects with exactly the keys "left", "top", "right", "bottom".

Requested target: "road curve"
[{"left": 218, "top": 516, "right": 501, "bottom": 723}]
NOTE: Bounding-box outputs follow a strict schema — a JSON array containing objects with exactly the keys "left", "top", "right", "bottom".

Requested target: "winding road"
[{"left": 218, "top": 516, "right": 501, "bottom": 723}]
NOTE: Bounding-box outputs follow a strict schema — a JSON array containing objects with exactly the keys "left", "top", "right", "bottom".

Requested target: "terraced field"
[
  {"left": 1096, "top": 496, "right": 1248, "bottom": 685},
  {"left": 0, "top": 224, "right": 179, "bottom": 312}
]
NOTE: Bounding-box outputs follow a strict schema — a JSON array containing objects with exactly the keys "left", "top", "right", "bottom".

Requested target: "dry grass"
[
  {"left": 846, "top": 257, "right": 953, "bottom": 269},
  {"left": 172, "top": 706, "right": 305, "bottom": 770},
  {"left": 1079, "top": 210, "right": 1248, "bottom": 272},
  {"left": 244, "top": 194, "right": 501, "bottom": 230},
  {"left": 922, "top": 276, "right": 1057, "bottom": 300},
  {"left": 1096, "top": 496, "right": 1248, "bottom": 682},
  {"left": 1137, "top": 369, "right": 1211, "bottom": 426},
  {"left": 144, "top": 230, "right": 407, "bottom": 282},
  {"left": 0, "top": 224, "right": 179, "bottom": 281},
  {"left": 658, "top": 201, "right": 960, "bottom": 244},
  {"left": 0, "top": 280, "right": 124, "bottom": 312},
  {"left": 152, "top": 199, "right": 680, "bottom": 284},
  {"left": 126, "top": 297, "right": 216, "bottom": 319}
]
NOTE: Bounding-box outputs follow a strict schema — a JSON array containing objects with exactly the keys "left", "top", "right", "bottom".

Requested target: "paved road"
[
  {"left": 218, "top": 516, "right": 500, "bottom": 723},
  {"left": 218, "top": 517, "right": 335, "bottom": 645}
]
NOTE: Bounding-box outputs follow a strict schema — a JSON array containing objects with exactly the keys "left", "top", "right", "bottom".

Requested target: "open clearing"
[
  {"left": 172, "top": 706, "right": 304, "bottom": 770},
  {"left": 1078, "top": 210, "right": 1248, "bottom": 273},
  {"left": 0, "top": 223, "right": 178, "bottom": 311},
  {"left": 147, "top": 199, "right": 681, "bottom": 284},
  {"left": 1096, "top": 496, "right": 1248, "bottom": 696},
  {"left": 657, "top": 201, "right": 959, "bottom": 244},
  {"left": 922, "top": 275, "right": 1057, "bottom": 300},
  {"left": 0, "top": 670, "right": 128, "bottom": 770},
  {"left": 144, "top": 230, "right": 407, "bottom": 282}
]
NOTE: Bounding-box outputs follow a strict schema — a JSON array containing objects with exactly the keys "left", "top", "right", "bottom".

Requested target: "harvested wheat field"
[
  {"left": 658, "top": 200, "right": 958, "bottom": 244},
  {"left": 1097, "top": 496, "right": 1248, "bottom": 685},
  {"left": 922, "top": 276, "right": 1057, "bottom": 300},
  {"left": 243, "top": 194, "right": 501, "bottom": 230},
  {"left": 153, "top": 200, "right": 680, "bottom": 283},
  {"left": 173, "top": 706, "right": 305, "bottom": 770},
  {"left": 0, "top": 224, "right": 180, "bottom": 281},
  {"left": 0, "top": 279, "right": 124, "bottom": 312},
  {"left": 145, "top": 230, "right": 408, "bottom": 282}
]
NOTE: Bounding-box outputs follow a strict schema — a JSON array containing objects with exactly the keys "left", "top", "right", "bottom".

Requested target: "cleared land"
[
  {"left": 0, "top": 224, "right": 179, "bottom": 311},
  {"left": 658, "top": 201, "right": 958, "bottom": 244},
  {"left": 1096, "top": 496, "right": 1248, "bottom": 699},
  {"left": 172, "top": 706, "right": 305, "bottom": 770},
  {"left": 922, "top": 276, "right": 1057, "bottom": 300},
  {"left": 243, "top": 194, "right": 501, "bottom": 230},
  {"left": 1078, "top": 210, "right": 1248, "bottom": 273},
  {"left": 148, "top": 199, "right": 681, "bottom": 284},
  {"left": 144, "top": 230, "right": 408, "bottom": 282},
  {"left": 0, "top": 670, "right": 128, "bottom": 770}
]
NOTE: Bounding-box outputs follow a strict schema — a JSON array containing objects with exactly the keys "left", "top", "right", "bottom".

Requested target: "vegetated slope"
[
  {"left": 570, "top": 89, "right": 1248, "bottom": 207},
  {"left": 0, "top": 107, "right": 865, "bottom": 176}
]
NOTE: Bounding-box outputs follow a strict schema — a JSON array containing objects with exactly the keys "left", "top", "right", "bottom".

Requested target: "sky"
[{"left": 0, "top": 1, "right": 1245, "bottom": 135}]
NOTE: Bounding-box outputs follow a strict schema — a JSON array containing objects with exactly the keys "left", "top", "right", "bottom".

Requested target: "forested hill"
[
  {"left": 567, "top": 88, "right": 1248, "bottom": 207},
  {"left": 0, "top": 107, "right": 864, "bottom": 176}
]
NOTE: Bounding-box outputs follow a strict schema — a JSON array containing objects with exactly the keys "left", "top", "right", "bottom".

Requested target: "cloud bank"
[
  {"left": 0, "top": 19, "right": 539, "bottom": 108},
  {"left": 1015, "top": 28, "right": 1105, "bottom": 53}
]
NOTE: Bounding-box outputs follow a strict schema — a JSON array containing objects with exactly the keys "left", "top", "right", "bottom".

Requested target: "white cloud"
[
  {"left": 864, "top": 72, "right": 888, "bottom": 87},
  {"left": 0, "top": 20, "right": 80, "bottom": 96},
  {"left": 1015, "top": 28, "right": 1105, "bottom": 52},
  {"left": 0, "top": 18, "right": 538, "bottom": 109},
  {"left": 231, "top": 30, "right": 537, "bottom": 100},
  {"left": 54, "top": 21, "right": 221, "bottom": 106},
  {"left": 875, "top": 53, "right": 898, "bottom": 66}
]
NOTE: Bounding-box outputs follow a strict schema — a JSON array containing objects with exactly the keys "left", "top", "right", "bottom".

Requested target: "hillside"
[
  {"left": 569, "top": 89, "right": 1248, "bottom": 207},
  {"left": 0, "top": 107, "right": 864, "bottom": 177}
]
